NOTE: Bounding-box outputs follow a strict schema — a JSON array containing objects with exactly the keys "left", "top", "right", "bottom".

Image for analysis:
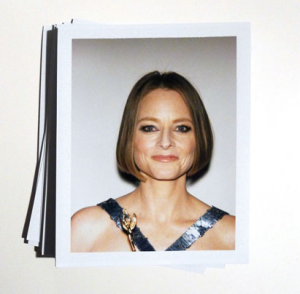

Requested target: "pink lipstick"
[{"left": 151, "top": 155, "right": 179, "bottom": 162}]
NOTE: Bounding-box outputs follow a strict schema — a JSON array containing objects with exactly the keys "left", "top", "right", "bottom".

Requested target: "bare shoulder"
[
  {"left": 212, "top": 214, "right": 236, "bottom": 250},
  {"left": 188, "top": 196, "right": 236, "bottom": 250},
  {"left": 71, "top": 205, "right": 111, "bottom": 252},
  {"left": 71, "top": 206, "right": 109, "bottom": 229}
]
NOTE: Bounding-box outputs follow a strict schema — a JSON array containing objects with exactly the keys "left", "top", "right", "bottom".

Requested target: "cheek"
[
  {"left": 133, "top": 138, "right": 146, "bottom": 155},
  {"left": 133, "top": 138, "right": 149, "bottom": 166},
  {"left": 191, "top": 142, "right": 197, "bottom": 155},
  {"left": 180, "top": 138, "right": 197, "bottom": 168},
  {"left": 134, "top": 135, "right": 156, "bottom": 155},
  {"left": 133, "top": 137, "right": 152, "bottom": 171},
  {"left": 179, "top": 137, "right": 196, "bottom": 154}
]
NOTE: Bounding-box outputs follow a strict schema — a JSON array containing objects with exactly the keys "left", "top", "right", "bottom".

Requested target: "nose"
[{"left": 157, "top": 128, "right": 175, "bottom": 149}]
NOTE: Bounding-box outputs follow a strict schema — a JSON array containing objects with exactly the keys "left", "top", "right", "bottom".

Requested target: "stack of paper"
[{"left": 22, "top": 20, "right": 250, "bottom": 271}]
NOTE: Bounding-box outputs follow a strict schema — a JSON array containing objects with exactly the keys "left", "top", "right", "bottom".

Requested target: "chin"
[{"left": 144, "top": 170, "right": 185, "bottom": 181}]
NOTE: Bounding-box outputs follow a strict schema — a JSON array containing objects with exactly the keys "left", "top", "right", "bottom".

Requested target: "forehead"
[{"left": 137, "top": 89, "right": 191, "bottom": 119}]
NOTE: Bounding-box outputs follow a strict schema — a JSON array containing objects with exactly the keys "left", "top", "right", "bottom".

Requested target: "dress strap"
[
  {"left": 98, "top": 199, "right": 155, "bottom": 251},
  {"left": 166, "top": 206, "right": 229, "bottom": 251},
  {"left": 98, "top": 199, "right": 229, "bottom": 251}
]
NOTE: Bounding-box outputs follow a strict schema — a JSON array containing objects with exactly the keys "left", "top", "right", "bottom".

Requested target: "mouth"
[{"left": 151, "top": 155, "right": 179, "bottom": 163}]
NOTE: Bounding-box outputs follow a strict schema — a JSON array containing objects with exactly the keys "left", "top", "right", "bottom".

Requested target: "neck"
[{"left": 134, "top": 174, "right": 191, "bottom": 223}]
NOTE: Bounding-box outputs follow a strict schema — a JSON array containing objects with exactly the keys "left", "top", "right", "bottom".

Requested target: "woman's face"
[{"left": 133, "top": 88, "right": 196, "bottom": 181}]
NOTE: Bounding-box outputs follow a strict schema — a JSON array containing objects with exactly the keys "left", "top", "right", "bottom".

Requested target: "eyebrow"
[{"left": 137, "top": 117, "right": 193, "bottom": 124}]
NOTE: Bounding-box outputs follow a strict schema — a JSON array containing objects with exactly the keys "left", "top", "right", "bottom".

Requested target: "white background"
[{"left": 1, "top": 0, "right": 300, "bottom": 293}]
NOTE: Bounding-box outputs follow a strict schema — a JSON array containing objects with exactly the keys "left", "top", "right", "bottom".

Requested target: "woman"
[{"left": 71, "top": 71, "right": 235, "bottom": 252}]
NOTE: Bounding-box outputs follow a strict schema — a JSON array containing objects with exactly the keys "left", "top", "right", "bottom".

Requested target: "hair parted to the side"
[{"left": 116, "top": 71, "right": 213, "bottom": 182}]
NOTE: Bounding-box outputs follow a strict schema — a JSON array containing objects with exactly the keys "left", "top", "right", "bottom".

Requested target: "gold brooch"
[{"left": 121, "top": 209, "right": 137, "bottom": 251}]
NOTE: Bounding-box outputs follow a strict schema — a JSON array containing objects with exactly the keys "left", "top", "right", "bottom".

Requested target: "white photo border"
[{"left": 56, "top": 23, "right": 250, "bottom": 267}]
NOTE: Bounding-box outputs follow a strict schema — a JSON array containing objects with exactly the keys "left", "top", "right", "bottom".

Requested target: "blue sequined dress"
[{"left": 98, "top": 198, "right": 228, "bottom": 251}]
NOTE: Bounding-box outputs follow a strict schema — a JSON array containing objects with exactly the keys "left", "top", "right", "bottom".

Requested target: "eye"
[
  {"left": 140, "top": 125, "right": 157, "bottom": 132},
  {"left": 176, "top": 125, "right": 192, "bottom": 133}
]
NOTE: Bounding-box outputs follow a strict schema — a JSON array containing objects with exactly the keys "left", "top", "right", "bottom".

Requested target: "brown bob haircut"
[{"left": 116, "top": 71, "right": 213, "bottom": 182}]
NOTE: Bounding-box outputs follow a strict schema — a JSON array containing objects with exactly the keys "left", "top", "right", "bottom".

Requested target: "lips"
[{"left": 151, "top": 155, "right": 179, "bottom": 162}]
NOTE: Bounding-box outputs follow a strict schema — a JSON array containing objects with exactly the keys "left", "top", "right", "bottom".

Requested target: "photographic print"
[{"left": 55, "top": 23, "right": 250, "bottom": 267}]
